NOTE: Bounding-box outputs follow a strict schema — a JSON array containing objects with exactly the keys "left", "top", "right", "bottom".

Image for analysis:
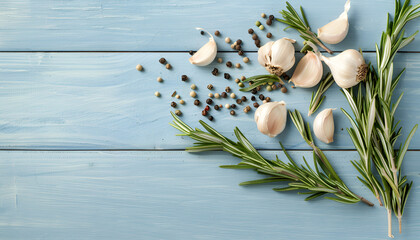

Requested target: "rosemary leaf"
[{"left": 308, "top": 73, "right": 334, "bottom": 116}]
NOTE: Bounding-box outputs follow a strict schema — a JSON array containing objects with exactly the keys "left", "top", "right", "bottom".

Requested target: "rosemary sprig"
[
  {"left": 239, "top": 74, "right": 284, "bottom": 92},
  {"left": 308, "top": 73, "right": 334, "bottom": 116},
  {"left": 170, "top": 111, "right": 373, "bottom": 206},
  {"left": 277, "top": 2, "right": 333, "bottom": 54},
  {"left": 341, "top": 0, "right": 420, "bottom": 236}
]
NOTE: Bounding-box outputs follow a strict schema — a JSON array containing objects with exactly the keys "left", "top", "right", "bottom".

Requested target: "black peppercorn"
[
  {"left": 171, "top": 101, "right": 177, "bottom": 108},
  {"left": 259, "top": 94, "right": 265, "bottom": 100},
  {"left": 206, "top": 98, "right": 213, "bottom": 105},
  {"left": 255, "top": 39, "right": 261, "bottom": 45},
  {"left": 256, "top": 86, "right": 262, "bottom": 91},
  {"left": 251, "top": 96, "right": 256, "bottom": 101},
  {"left": 265, "top": 97, "right": 271, "bottom": 102},
  {"left": 215, "top": 30, "right": 220, "bottom": 36},
  {"left": 248, "top": 28, "right": 254, "bottom": 34},
  {"left": 189, "top": 50, "right": 194, "bottom": 55},
  {"left": 252, "top": 34, "right": 258, "bottom": 40},
  {"left": 194, "top": 99, "right": 200, "bottom": 106},
  {"left": 214, "top": 105, "right": 219, "bottom": 110},
  {"left": 236, "top": 39, "right": 242, "bottom": 45},
  {"left": 181, "top": 75, "right": 188, "bottom": 81},
  {"left": 208, "top": 115, "right": 214, "bottom": 121},
  {"left": 202, "top": 110, "right": 208, "bottom": 116},
  {"left": 200, "top": 30, "right": 205, "bottom": 35},
  {"left": 256, "top": 43, "right": 261, "bottom": 48},
  {"left": 238, "top": 50, "right": 244, "bottom": 56},
  {"left": 230, "top": 110, "right": 236, "bottom": 115},
  {"left": 224, "top": 73, "right": 231, "bottom": 79},
  {"left": 207, "top": 84, "right": 213, "bottom": 90},
  {"left": 266, "top": 19, "right": 272, "bottom": 26},
  {"left": 241, "top": 96, "right": 247, "bottom": 102},
  {"left": 221, "top": 92, "right": 227, "bottom": 98},
  {"left": 267, "top": 32, "right": 272, "bottom": 38},
  {"left": 236, "top": 99, "right": 242, "bottom": 104},
  {"left": 226, "top": 61, "right": 233, "bottom": 67},
  {"left": 251, "top": 88, "right": 258, "bottom": 94},
  {"left": 235, "top": 45, "right": 241, "bottom": 50},
  {"left": 253, "top": 102, "right": 259, "bottom": 108},
  {"left": 159, "top": 58, "right": 166, "bottom": 64},
  {"left": 225, "top": 86, "right": 231, "bottom": 93},
  {"left": 272, "top": 84, "right": 277, "bottom": 90},
  {"left": 212, "top": 68, "right": 219, "bottom": 76},
  {"left": 269, "top": 15, "right": 274, "bottom": 20},
  {"left": 231, "top": 104, "right": 236, "bottom": 109},
  {"left": 281, "top": 87, "right": 287, "bottom": 93}
]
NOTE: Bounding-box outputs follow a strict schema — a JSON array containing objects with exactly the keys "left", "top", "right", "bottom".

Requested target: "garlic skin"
[
  {"left": 313, "top": 108, "right": 335, "bottom": 144},
  {"left": 289, "top": 43, "right": 323, "bottom": 88},
  {"left": 254, "top": 101, "right": 287, "bottom": 137},
  {"left": 321, "top": 49, "right": 367, "bottom": 88},
  {"left": 189, "top": 28, "right": 217, "bottom": 66},
  {"left": 258, "top": 38, "right": 296, "bottom": 76},
  {"left": 317, "top": 0, "right": 351, "bottom": 44}
]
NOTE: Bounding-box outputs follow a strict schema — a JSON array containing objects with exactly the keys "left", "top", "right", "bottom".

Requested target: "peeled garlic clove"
[
  {"left": 289, "top": 43, "right": 323, "bottom": 88},
  {"left": 317, "top": 0, "right": 351, "bottom": 44},
  {"left": 254, "top": 101, "right": 287, "bottom": 137},
  {"left": 313, "top": 108, "right": 335, "bottom": 144},
  {"left": 321, "top": 49, "right": 367, "bottom": 88},
  {"left": 189, "top": 28, "right": 217, "bottom": 66},
  {"left": 258, "top": 38, "right": 296, "bottom": 76}
]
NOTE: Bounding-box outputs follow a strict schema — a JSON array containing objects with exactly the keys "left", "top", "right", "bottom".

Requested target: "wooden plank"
[
  {"left": 0, "top": 0, "right": 419, "bottom": 51},
  {"left": 0, "top": 52, "right": 419, "bottom": 150},
  {"left": 0, "top": 150, "right": 419, "bottom": 239}
]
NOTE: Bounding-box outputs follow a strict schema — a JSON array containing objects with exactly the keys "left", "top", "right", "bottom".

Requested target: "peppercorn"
[
  {"left": 230, "top": 110, "right": 236, "bottom": 115},
  {"left": 219, "top": 104, "right": 222, "bottom": 108},
  {"left": 159, "top": 58, "right": 166, "bottom": 64},
  {"left": 283, "top": 74, "right": 290, "bottom": 80},
  {"left": 231, "top": 104, "right": 237, "bottom": 109},
  {"left": 248, "top": 28, "right": 254, "bottom": 34},
  {"left": 206, "top": 98, "right": 213, "bottom": 104},
  {"left": 255, "top": 21, "right": 261, "bottom": 26},
  {"left": 190, "top": 91, "right": 197, "bottom": 98},
  {"left": 256, "top": 42, "right": 261, "bottom": 48},
  {"left": 157, "top": 77, "right": 163, "bottom": 82},
  {"left": 136, "top": 64, "right": 143, "bottom": 71},
  {"left": 191, "top": 84, "right": 196, "bottom": 90},
  {"left": 272, "top": 84, "right": 277, "bottom": 90},
  {"left": 235, "top": 78, "right": 240, "bottom": 83},
  {"left": 179, "top": 99, "right": 185, "bottom": 105},
  {"left": 181, "top": 75, "right": 188, "bottom": 81},
  {"left": 214, "top": 105, "right": 220, "bottom": 110},
  {"left": 241, "top": 96, "right": 247, "bottom": 102},
  {"left": 251, "top": 88, "right": 257, "bottom": 94},
  {"left": 236, "top": 39, "right": 242, "bottom": 45},
  {"left": 205, "top": 105, "right": 210, "bottom": 111},
  {"left": 230, "top": 93, "right": 236, "bottom": 99},
  {"left": 243, "top": 57, "right": 249, "bottom": 63},
  {"left": 194, "top": 99, "right": 200, "bottom": 106},
  {"left": 208, "top": 93, "right": 214, "bottom": 98},
  {"left": 214, "top": 93, "right": 220, "bottom": 98},
  {"left": 212, "top": 68, "right": 219, "bottom": 76},
  {"left": 265, "top": 97, "right": 271, "bottom": 102},
  {"left": 207, "top": 84, "right": 213, "bottom": 90},
  {"left": 281, "top": 87, "right": 287, "bottom": 93},
  {"left": 224, "top": 73, "right": 231, "bottom": 79},
  {"left": 225, "top": 37, "right": 231, "bottom": 43},
  {"left": 189, "top": 50, "right": 194, "bottom": 55},
  {"left": 154, "top": 91, "right": 160, "bottom": 97},
  {"left": 249, "top": 81, "right": 253, "bottom": 85},
  {"left": 244, "top": 106, "right": 251, "bottom": 113},
  {"left": 165, "top": 63, "right": 172, "bottom": 69},
  {"left": 235, "top": 63, "right": 241, "bottom": 68},
  {"left": 259, "top": 94, "right": 265, "bottom": 100},
  {"left": 266, "top": 85, "right": 272, "bottom": 91},
  {"left": 217, "top": 58, "right": 223, "bottom": 63},
  {"left": 238, "top": 82, "right": 244, "bottom": 87},
  {"left": 202, "top": 110, "right": 208, "bottom": 116},
  {"left": 259, "top": 25, "right": 264, "bottom": 30},
  {"left": 175, "top": 94, "right": 180, "bottom": 99},
  {"left": 255, "top": 39, "right": 261, "bottom": 45},
  {"left": 269, "top": 15, "right": 274, "bottom": 20},
  {"left": 225, "top": 104, "right": 230, "bottom": 109},
  {"left": 221, "top": 92, "right": 227, "bottom": 98},
  {"left": 215, "top": 30, "right": 220, "bottom": 36},
  {"left": 175, "top": 110, "right": 182, "bottom": 116},
  {"left": 225, "top": 86, "right": 231, "bottom": 93},
  {"left": 251, "top": 96, "right": 256, "bottom": 101},
  {"left": 231, "top": 43, "right": 236, "bottom": 49},
  {"left": 171, "top": 101, "right": 177, "bottom": 108},
  {"left": 261, "top": 13, "right": 266, "bottom": 18},
  {"left": 208, "top": 116, "right": 214, "bottom": 121},
  {"left": 226, "top": 61, "right": 233, "bottom": 68},
  {"left": 256, "top": 86, "right": 262, "bottom": 91},
  {"left": 236, "top": 99, "right": 242, "bottom": 104},
  {"left": 200, "top": 30, "right": 204, "bottom": 35},
  {"left": 253, "top": 102, "right": 259, "bottom": 108},
  {"left": 252, "top": 34, "right": 258, "bottom": 40},
  {"left": 267, "top": 32, "right": 272, "bottom": 38},
  {"left": 266, "top": 19, "right": 272, "bottom": 26},
  {"left": 238, "top": 50, "right": 244, "bottom": 56}
]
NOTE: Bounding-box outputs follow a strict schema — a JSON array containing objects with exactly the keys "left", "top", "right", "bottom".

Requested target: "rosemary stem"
[
  {"left": 308, "top": 30, "right": 333, "bottom": 54},
  {"left": 355, "top": 194, "right": 374, "bottom": 207},
  {"left": 388, "top": 208, "right": 394, "bottom": 238}
]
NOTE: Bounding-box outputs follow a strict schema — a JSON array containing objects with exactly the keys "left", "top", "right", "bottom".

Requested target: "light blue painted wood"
[
  {"left": 0, "top": 150, "right": 419, "bottom": 239},
  {"left": 0, "top": 0, "right": 419, "bottom": 51},
  {"left": 0, "top": 52, "right": 418, "bottom": 150}
]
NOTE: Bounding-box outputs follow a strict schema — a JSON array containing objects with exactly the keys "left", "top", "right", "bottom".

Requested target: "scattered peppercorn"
[
  {"left": 243, "top": 57, "right": 249, "bottom": 63},
  {"left": 157, "top": 77, "right": 163, "bottom": 82},
  {"left": 255, "top": 39, "right": 261, "bottom": 45},
  {"left": 225, "top": 86, "right": 231, "bottom": 93},
  {"left": 236, "top": 99, "right": 242, "bottom": 104},
  {"left": 266, "top": 19, "right": 272, "bottom": 26},
  {"left": 190, "top": 91, "right": 197, "bottom": 98},
  {"left": 175, "top": 94, "right": 180, "bottom": 99},
  {"left": 251, "top": 96, "right": 256, "bottom": 101},
  {"left": 251, "top": 88, "right": 258, "bottom": 94},
  {"left": 171, "top": 101, "right": 177, "bottom": 108},
  {"left": 215, "top": 30, "right": 220, "bottom": 36},
  {"left": 219, "top": 104, "right": 222, "bottom": 108},
  {"left": 267, "top": 32, "right": 272, "bottom": 38},
  {"left": 221, "top": 92, "right": 227, "bottom": 98},
  {"left": 266, "top": 85, "right": 272, "bottom": 91},
  {"left": 208, "top": 93, "right": 214, "bottom": 98},
  {"left": 159, "top": 58, "right": 166, "bottom": 64},
  {"left": 283, "top": 74, "right": 290, "bottom": 80},
  {"left": 248, "top": 28, "right": 254, "bottom": 34},
  {"left": 225, "top": 104, "right": 230, "bottom": 109},
  {"left": 212, "top": 68, "right": 219, "bottom": 76},
  {"left": 165, "top": 63, "right": 172, "bottom": 69},
  {"left": 200, "top": 30, "right": 204, "bottom": 35},
  {"left": 214, "top": 105, "right": 220, "bottom": 110},
  {"left": 136, "top": 64, "right": 143, "bottom": 71},
  {"left": 259, "top": 25, "right": 265, "bottom": 30},
  {"left": 205, "top": 105, "right": 210, "bottom": 111},
  {"left": 265, "top": 97, "right": 271, "bottom": 102},
  {"left": 253, "top": 102, "right": 259, "bottom": 108},
  {"left": 252, "top": 34, "right": 258, "bottom": 40},
  {"left": 191, "top": 84, "right": 196, "bottom": 90},
  {"left": 194, "top": 99, "right": 200, "bottom": 106},
  {"left": 238, "top": 50, "right": 244, "bottom": 56},
  {"left": 181, "top": 75, "right": 188, "bottom": 81},
  {"left": 244, "top": 105, "right": 251, "bottom": 113},
  {"left": 269, "top": 15, "right": 274, "bottom": 20},
  {"left": 175, "top": 110, "right": 182, "bottom": 116},
  {"left": 154, "top": 91, "right": 160, "bottom": 97},
  {"left": 261, "top": 13, "right": 266, "bottom": 18},
  {"left": 189, "top": 50, "right": 194, "bottom": 55},
  {"left": 272, "top": 84, "right": 277, "bottom": 90},
  {"left": 202, "top": 110, "right": 208, "bottom": 116},
  {"left": 217, "top": 57, "right": 223, "bottom": 63},
  {"left": 241, "top": 96, "right": 247, "bottom": 102},
  {"left": 179, "top": 99, "right": 185, "bottom": 105},
  {"left": 208, "top": 116, "right": 214, "bottom": 121},
  {"left": 256, "top": 86, "right": 262, "bottom": 91},
  {"left": 255, "top": 21, "right": 261, "bottom": 26},
  {"left": 230, "top": 110, "right": 236, "bottom": 115},
  {"left": 230, "top": 93, "right": 236, "bottom": 99},
  {"left": 238, "top": 82, "right": 244, "bottom": 87},
  {"left": 231, "top": 104, "right": 237, "bottom": 109},
  {"left": 207, "top": 84, "right": 213, "bottom": 90},
  {"left": 241, "top": 76, "right": 246, "bottom": 81},
  {"left": 281, "top": 87, "right": 287, "bottom": 93},
  {"left": 206, "top": 98, "right": 213, "bottom": 105},
  {"left": 226, "top": 61, "right": 233, "bottom": 68},
  {"left": 214, "top": 93, "right": 220, "bottom": 98},
  {"left": 235, "top": 78, "right": 240, "bottom": 83},
  {"left": 259, "top": 94, "right": 265, "bottom": 100},
  {"left": 235, "top": 63, "right": 241, "bottom": 68},
  {"left": 236, "top": 39, "right": 242, "bottom": 45},
  {"left": 224, "top": 73, "right": 231, "bottom": 79},
  {"left": 231, "top": 43, "right": 236, "bottom": 49},
  {"left": 225, "top": 37, "right": 231, "bottom": 43}
]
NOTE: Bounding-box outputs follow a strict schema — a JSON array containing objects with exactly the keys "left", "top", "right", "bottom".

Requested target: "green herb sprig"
[
  {"left": 239, "top": 74, "right": 284, "bottom": 92},
  {"left": 277, "top": 2, "right": 333, "bottom": 54},
  {"left": 170, "top": 111, "right": 373, "bottom": 206},
  {"left": 308, "top": 73, "right": 334, "bottom": 116}
]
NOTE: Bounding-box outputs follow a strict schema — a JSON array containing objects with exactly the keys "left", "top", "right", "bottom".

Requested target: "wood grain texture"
[
  {"left": 0, "top": 0, "right": 419, "bottom": 51},
  {"left": 0, "top": 52, "right": 418, "bottom": 150},
  {"left": 0, "top": 150, "right": 419, "bottom": 240}
]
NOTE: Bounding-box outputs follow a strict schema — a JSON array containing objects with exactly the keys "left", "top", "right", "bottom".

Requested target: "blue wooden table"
[{"left": 1, "top": 0, "right": 419, "bottom": 239}]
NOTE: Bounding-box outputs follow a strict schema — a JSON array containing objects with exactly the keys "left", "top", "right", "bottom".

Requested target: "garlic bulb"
[
  {"left": 254, "top": 101, "right": 287, "bottom": 137},
  {"left": 289, "top": 43, "right": 323, "bottom": 88},
  {"left": 189, "top": 28, "right": 217, "bottom": 66},
  {"left": 320, "top": 49, "right": 367, "bottom": 88},
  {"left": 258, "top": 38, "right": 296, "bottom": 76},
  {"left": 313, "top": 108, "right": 335, "bottom": 144},
  {"left": 317, "top": 0, "right": 351, "bottom": 44}
]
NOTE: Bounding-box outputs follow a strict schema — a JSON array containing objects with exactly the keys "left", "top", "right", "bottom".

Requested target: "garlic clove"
[
  {"left": 189, "top": 28, "right": 217, "bottom": 66},
  {"left": 321, "top": 49, "right": 367, "bottom": 88},
  {"left": 289, "top": 50, "right": 323, "bottom": 88},
  {"left": 317, "top": 0, "right": 351, "bottom": 44},
  {"left": 258, "top": 41, "right": 274, "bottom": 67},
  {"left": 258, "top": 38, "right": 296, "bottom": 76},
  {"left": 254, "top": 101, "right": 287, "bottom": 137},
  {"left": 313, "top": 108, "right": 335, "bottom": 144}
]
